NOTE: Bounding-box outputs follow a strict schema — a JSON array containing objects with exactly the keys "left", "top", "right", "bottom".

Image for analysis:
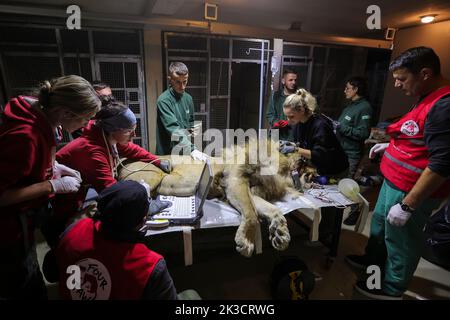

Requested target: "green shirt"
[
  {"left": 337, "top": 98, "right": 372, "bottom": 160},
  {"left": 156, "top": 87, "right": 195, "bottom": 155},
  {"left": 266, "top": 89, "right": 294, "bottom": 141}
]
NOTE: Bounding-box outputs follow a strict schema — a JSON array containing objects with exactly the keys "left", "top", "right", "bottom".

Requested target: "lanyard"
[{"left": 101, "top": 129, "right": 119, "bottom": 178}]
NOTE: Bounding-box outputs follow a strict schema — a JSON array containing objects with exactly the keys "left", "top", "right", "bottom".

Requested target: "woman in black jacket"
[{"left": 282, "top": 88, "right": 349, "bottom": 178}]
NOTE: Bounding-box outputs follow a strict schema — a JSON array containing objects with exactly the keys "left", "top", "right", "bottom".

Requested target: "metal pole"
[{"left": 258, "top": 42, "right": 265, "bottom": 138}]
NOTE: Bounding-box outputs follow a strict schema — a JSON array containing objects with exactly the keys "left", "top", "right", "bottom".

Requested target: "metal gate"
[
  {"left": 96, "top": 57, "right": 147, "bottom": 148},
  {"left": 0, "top": 24, "right": 147, "bottom": 147},
  {"left": 164, "top": 32, "right": 270, "bottom": 132},
  {"left": 281, "top": 41, "right": 358, "bottom": 118}
]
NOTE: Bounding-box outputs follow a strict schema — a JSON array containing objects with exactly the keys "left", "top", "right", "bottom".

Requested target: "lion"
[{"left": 118, "top": 140, "right": 317, "bottom": 257}]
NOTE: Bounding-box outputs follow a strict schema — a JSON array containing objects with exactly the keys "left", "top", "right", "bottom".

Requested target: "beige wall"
[
  {"left": 143, "top": 29, "right": 163, "bottom": 153},
  {"left": 379, "top": 20, "right": 450, "bottom": 121}
]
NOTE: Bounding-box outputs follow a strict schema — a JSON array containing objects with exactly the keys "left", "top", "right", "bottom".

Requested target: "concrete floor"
[{"left": 36, "top": 210, "right": 450, "bottom": 300}]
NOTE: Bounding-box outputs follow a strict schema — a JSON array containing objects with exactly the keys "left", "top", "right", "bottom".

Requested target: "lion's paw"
[
  {"left": 234, "top": 219, "right": 257, "bottom": 257},
  {"left": 235, "top": 236, "right": 255, "bottom": 257},
  {"left": 269, "top": 214, "right": 291, "bottom": 251}
]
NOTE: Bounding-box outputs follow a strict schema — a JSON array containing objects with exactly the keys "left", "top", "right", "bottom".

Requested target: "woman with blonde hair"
[
  {"left": 281, "top": 88, "right": 349, "bottom": 178},
  {"left": 0, "top": 75, "right": 101, "bottom": 299}
]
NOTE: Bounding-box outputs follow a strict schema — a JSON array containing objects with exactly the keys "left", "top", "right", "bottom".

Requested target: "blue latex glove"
[
  {"left": 279, "top": 140, "right": 297, "bottom": 154},
  {"left": 149, "top": 198, "right": 172, "bottom": 216},
  {"left": 159, "top": 159, "right": 172, "bottom": 173}
]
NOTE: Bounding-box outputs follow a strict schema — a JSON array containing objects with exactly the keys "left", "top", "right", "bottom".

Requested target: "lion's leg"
[
  {"left": 224, "top": 176, "right": 258, "bottom": 258},
  {"left": 251, "top": 195, "right": 291, "bottom": 251},
  {"left": 285, "top": 187, "right": 303, "bottom": 199}
]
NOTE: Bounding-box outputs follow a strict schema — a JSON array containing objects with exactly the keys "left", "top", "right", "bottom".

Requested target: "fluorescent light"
[{"left": 420, "top": 15, "right": 436, "bottom": 23}]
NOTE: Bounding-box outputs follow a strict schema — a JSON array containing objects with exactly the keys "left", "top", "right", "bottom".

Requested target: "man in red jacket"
[
  {"left": 57, "top": 180, "right": 178, "bottom": 300},
  {"left": 346, "top": 47, "right": 450, "bottom": 299}
]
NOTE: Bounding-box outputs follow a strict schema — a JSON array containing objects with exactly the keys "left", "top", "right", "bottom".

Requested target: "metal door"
[{"left": 95, "top": 57, "right": 147, "bottom": 148}]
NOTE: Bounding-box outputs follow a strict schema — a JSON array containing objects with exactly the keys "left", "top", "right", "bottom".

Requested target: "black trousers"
[{"left": 0, "top": 243, "right": 48, "bottom": 300}]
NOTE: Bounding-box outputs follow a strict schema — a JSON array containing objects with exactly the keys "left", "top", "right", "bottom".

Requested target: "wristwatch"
[{"left": 400, "top": 202, "right": 415, "bottom": 213}]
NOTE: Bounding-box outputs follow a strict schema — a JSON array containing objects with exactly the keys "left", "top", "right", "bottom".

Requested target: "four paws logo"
[
  {"left": 66, "top": 259, "right": 112, "bottom": 300},
  {"left": 400, "top": 120, "right": 419, "bottom": 136}
]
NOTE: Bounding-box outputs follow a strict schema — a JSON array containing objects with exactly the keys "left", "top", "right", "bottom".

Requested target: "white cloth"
[{"left": 145, "top": 187, "right": 369, "bottom": 264}]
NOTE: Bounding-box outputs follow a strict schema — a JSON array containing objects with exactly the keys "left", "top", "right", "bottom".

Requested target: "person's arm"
[
  {"left": 297, "top": 148, "right": 312, "bottom": 159},
  {"left": 338, "top": 104, "right": 372, "bottom": 141},
  {"left": 266, "top": 93, "right": 278, "bottom": 127},
  {"left": 0, "top": 181, "right": 53, "bottom": 207},
  {"left": 423, "top": 95, "right": 450, "bottom": 179},
  {"left": 402, "top": 168, "right": 446, "bottom": 209},
  {"left": 117, "top": 143, "right": 161, "bottom": 166},
  {"left": 308, "top": 121, "right": 342, "bottom": 170},
  {"left": 188, "top": 95, "right": 195, "bottom": 129},
  {"left": 157, "top": 99, "right": 194, "bottom": 152},
  {"left": 142, "top": 258, "right": 178, "bottom": 300},
  {"left": 84, "top": 150, "right": 117, "bottom": 192},
  {"left": 403, "top": 96, "right": 450, "bottom": 209},
  {"left": 0, "top": 134, "right": 53, "bottom": 207}
]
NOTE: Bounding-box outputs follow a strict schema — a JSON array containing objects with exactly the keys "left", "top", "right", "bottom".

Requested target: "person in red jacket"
[
  {"left": 71, "top": 81, "right": 113, "bottom": 139},
  {"left": 346, "top": 47, "right": 450, "bottom": 299},
  {"left": 56, "top": 180, "right": 178, "bottom": 300},
  {"left": 0, "top": 75, "right": 101, "bottom": 299},
  {"left": 48, "top": 97, "right": 171, "bottom": 247}
]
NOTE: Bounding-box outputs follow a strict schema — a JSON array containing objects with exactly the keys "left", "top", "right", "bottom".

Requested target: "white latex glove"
[
  {"left": 191, "top": 149, "right": 209, "bottom": 162},
  {"left": 369, "top": 143, "right": 389, "bottom": 159},
  {"left": 49, "top": 176, "right": 81, "bottom": 194},
  {"left": 387, "top": 203, "right": 412, "bottom": 227},
  {"left": 53, "top": 161, "right": 81, "bottom": 182}
]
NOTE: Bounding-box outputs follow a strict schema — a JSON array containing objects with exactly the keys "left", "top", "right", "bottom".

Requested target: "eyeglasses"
[{"left": 119, "top": 126, "right": 136, "bottom": 134}]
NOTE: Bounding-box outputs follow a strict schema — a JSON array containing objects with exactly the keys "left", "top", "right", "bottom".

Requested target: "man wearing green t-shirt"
[{"left": 156, "top": 62, "right": 208, "bottom": 162}]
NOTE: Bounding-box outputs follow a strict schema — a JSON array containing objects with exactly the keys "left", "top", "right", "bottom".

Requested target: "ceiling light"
[{"left": 420, "top": 15, "right": 437, "bottom": 23}]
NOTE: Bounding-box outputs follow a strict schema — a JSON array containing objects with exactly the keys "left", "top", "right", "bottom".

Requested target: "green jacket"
[
  {"left": 337, "top": 98, "right": 372, "bottom": 160},
  {"left": 156, "top": 87, "right": 195, "bottom": 155},
  {"left": 266, "top": 89, "right": 294, "bottom": 141}
]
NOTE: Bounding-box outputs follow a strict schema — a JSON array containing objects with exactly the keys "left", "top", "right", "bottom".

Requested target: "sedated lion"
[{"left": 118, "top": 139, "right": 316, "bottom": 257}]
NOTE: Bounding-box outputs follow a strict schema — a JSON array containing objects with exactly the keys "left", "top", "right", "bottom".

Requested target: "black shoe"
[
  {"left": 354, "top": 281, "right": 402, "bottom": 300},
  {"left": 345, "top": 254, "right": 371, "bottom": 271},
  {"left": 343, "top": 210, "right": 360, "bottom": 226}
]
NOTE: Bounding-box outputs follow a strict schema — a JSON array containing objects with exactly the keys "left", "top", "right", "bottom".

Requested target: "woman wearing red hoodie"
[
  {"left": 50, "top": 97, "right": 171, "bottom": 247},
  {"left": 0, "top": 75, "right": 101, "bottom": 299}
]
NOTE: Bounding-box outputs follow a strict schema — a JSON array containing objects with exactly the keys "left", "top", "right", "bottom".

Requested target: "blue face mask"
[{"left": 97, "top": 108, "right": 136, "bottom": 133}]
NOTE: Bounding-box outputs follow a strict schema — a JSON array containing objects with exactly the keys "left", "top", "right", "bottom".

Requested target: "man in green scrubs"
[
  {"left": 266, "top": 69, "right": 298, "bottom": 141},
  {"left": 156, "top": 62, "right": 208, "bottom": 162}
]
